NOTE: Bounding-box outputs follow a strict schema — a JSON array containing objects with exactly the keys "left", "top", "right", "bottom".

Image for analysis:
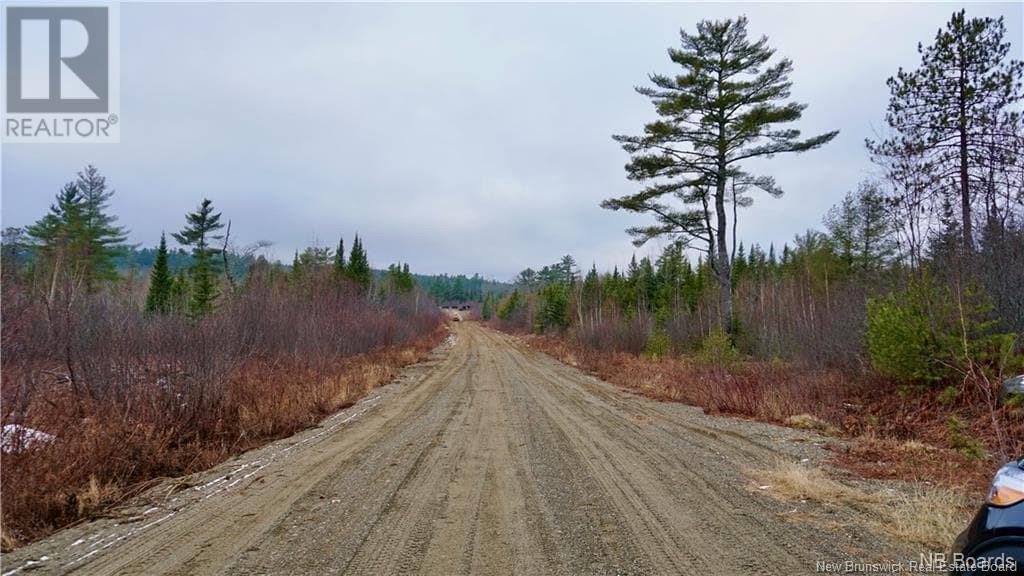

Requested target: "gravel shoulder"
[{"left": 2, "top": 323, "right": 917, "bottom": 576}]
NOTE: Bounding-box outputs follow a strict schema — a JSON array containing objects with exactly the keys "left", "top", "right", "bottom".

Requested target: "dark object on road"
[
  {"left": 952, "top": 458, "right": 1024, "bottom": 574},
  {"left": 1000, "top": 375, "right": 1024, "bottom": 406}
]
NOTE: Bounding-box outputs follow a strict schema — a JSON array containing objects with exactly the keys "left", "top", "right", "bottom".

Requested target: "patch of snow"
[
  {"left": 1, "top": 555, "right": 50, "bottom": 576},
  {"left": 1, "top": 424, "right": 56, "bottom": 453},
  {"left": 16, "top": 386, "right": 386, "bottom": 572}
]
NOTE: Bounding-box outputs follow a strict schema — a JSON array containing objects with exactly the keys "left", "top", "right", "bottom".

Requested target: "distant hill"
[
  {"left": 113, "top": 246, "right": 194, "bottom": 273},
  {"left": 112, "top": 247, "right": 512, "bottom": 302},
  {"left": 413, "top": 273, "right": 513, "bottom": 303},
  {"left": 113, "top": 246, "right": 253, "bottom": 279}
]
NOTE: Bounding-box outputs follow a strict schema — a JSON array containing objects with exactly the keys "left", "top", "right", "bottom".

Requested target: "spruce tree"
[
  {"left": 392, "top": 262, "right": 414, "bottom": 293},
  {"left": 603, "top": 16, "right": 837, "bottom": 335},
  {"left": 333, "top": 237, "right": 346, "bottom": 279},
  {"left": 291, "top": 249, "right": 304, "bottom": 283},
  {"left": 824, "top": 181, "right": 896, "bottom": 274},
  {"left": 170, "top": 269, "right": 189, "bottom": 313},
  {"left": 732, "top": 243, "right": 749, "bottom": 285},
  {"left": 481, "top": 293, "right": 494, "bottom": 320},
  {"left": 1, "top": 227, "right": 28, "bottom": 279},
  {"left": 144, "top": 233, "right": 174, "bottom": 314},
  {"left": 346, "top": 234, "right": 372, "bottom": 290},
  {"left": 172, "top": 199, "right": 224, "bottom": 317}
]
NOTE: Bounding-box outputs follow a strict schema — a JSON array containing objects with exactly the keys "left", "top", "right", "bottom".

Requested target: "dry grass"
[
  {"left": 0, "top": 531, "right": 17, "bottom": 552},
  {"left": 886, "top": 488, "right": 972, "bottom": 552},
  {"left": 753, "top": 461, "right": 973, "bottom": 551},
  {"left": 897, "top": 440, "right": 934, "bottom": 453},
  {"left": 75, "top": 476, "right": 120, "bottom": 519},
  {"left": 756, "top": 462, "right": 879, "bottom": 508},
  {"left": 785, "top": 413, "right": 839, "bottom": 435}
]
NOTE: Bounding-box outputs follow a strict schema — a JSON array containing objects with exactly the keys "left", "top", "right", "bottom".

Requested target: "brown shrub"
[{"left": 0, "top": 275, "right": 444, "bottom": 549}]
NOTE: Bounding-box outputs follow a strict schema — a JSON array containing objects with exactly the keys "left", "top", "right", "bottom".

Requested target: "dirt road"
[{"left": 3, "top": 323, "right": 910, "bottom": 575}]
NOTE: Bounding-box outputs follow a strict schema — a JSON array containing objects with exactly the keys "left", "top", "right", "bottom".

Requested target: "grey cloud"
[{"left": 3, "top": 2, "right": 1020, "bottom": 279}]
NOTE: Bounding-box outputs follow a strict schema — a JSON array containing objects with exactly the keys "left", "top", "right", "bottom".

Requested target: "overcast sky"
[{"left": 2, "top": 2, "right": 1021, "bottom": 280}]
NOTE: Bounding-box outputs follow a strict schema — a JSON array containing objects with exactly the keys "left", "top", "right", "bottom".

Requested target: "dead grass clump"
[
  {"left": 397, "top": 348, "right": 419, "bottom": 365},
  {"left": 886, "top": 488, "right": 972, "bottom": 551},
  {"left": 753, "top": 462, "right": 973, "bottom": 551},
  {"left": 756, "top": 462, "right": 879, "bottom": 509},
  {"left": 361, "top": 362, "right": 394, "bottom": 389},
  {"left": 898, "top": 440, "right": 934, "bottom": 453},
  {"left": 785, "top": 413, "right": 839, "bottom": 435},
  {"left": 75, "top": 475, "right": 120, "bottom": 519},
  {"left": 1, "top": 530, "right": 18, "bottom": 553}
]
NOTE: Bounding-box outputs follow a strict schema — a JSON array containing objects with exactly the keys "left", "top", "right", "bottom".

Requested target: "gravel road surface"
[{"left": 2, "top": 322, "right": 911, "bottom": 575}]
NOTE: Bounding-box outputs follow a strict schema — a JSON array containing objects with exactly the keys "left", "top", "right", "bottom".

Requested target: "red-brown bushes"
[
  {"left": 0, "top": 275, "right": 444, "bottom": 548},
  {"left": 527, "top": 334, "right": 867, "bottom": 422}
]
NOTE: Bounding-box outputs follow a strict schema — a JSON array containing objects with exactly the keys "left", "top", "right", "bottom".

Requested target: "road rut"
[{"left": 2, "top": 322, "right": 910, "bottom": 575}]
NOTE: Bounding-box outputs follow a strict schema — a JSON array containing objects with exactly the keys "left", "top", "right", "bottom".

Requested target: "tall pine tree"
[
  {"left": 603, "top": 16, "right": 837, "bottom": 336},
  {"left": 867, "top": 10, "right": 1023, "bottom": 255},
  {"left": 26, "top": 184, "right": 88, "bottom": 305},
  {"left": 26, "top": 166, "right": 128, "bottom": 298},
  {"left": 75, "top": 165, "right": 128, "bottom": 289},
  {"left": 173, "top": 199, "right": 224, "bottom": 317}
]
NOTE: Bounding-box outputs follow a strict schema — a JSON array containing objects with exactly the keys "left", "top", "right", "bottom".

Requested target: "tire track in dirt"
[
  {"left": 2, "top": 323, "right": 913, "bottom": 575},
  {"left": 487, "top": 328, "right": 808, "bottom": 573}
]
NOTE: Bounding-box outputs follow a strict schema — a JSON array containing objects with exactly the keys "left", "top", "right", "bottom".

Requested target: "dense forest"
[{"left": 414, "top": 273, "right": 512, "bottom": 304}]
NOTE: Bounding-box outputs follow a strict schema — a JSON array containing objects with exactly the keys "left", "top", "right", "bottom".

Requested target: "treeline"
[
  {"left": 415, "top": 272, "right": 511, "bottom": 304},
  {"left": 494, "top": 10, "right": 1023, "bottom": 391},
  {"left": 0, "top": 166, "right": 442, "bottom": 546},
  {"left": 497, "top": 202, "right": 1020, "bottom": 371}
]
